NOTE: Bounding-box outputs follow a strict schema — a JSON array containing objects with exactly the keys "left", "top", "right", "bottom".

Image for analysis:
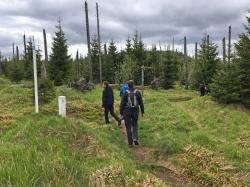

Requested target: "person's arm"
[
  {"left": 137, "top": 91, "right": 144, "bottom": 114},
  {"left": 102, "top": 90, "right": 105, "bottom": 107},
  {"left": 111, "top": 88, "right": 114, "bottom": 104}
]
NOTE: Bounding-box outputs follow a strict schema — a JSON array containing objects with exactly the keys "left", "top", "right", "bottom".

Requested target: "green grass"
[
  {"left": 0, "top": 77, "right": 166, "bottom": 187},
  {"left": 1, "top": 76, "right": 250, "bottom": 186},
  {"left": 140, "top": 87, "right": 250, "bottom": 186}
]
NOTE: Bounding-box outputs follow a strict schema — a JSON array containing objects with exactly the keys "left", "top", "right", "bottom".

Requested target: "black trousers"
[
  {"left": 123, "top": 108, "right": 139, "bottom": 145},
  {"left": 104, "top": 105, "right": 120, "bottom": 124}
]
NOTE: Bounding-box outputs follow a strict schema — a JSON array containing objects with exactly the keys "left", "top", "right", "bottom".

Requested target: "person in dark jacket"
[
  {"left": 120, "top": 80, "right": 144, "bottom": 147},
  {"left": 102, "top": 81, "right": 121, "bottom": 125},
  {"left": 199, "top": 82, "right": 206, "bottom": 96}
]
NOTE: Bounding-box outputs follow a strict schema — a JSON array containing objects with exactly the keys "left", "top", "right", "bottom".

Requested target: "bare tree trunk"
[
  {"left": 172, "top": 37, "right": 175, "bottom": 52},
  {"left": 104, "top": 43, "right": 107, "bottom": 55},
  {"left": 23, "top": 34, "right": 27, "bottom": 58},
  {"left": 195, "top": 42, "right": 198, "bottom": 61},
  {"left": 16, "top": 46, "right": 19, "bottom": 61},
  {"left": 184, "top": 36, "right": 188, "bottom": 89},
  {"left": 222, "top": 37, "right": 226, "bottom": 64},
  {"left": 76, "top": 49, "right": 80, "bottom": 79},
  {"left": 42, "top": 29, "right": 48, "bottom": 78},
  {"left": 84, "top": 1, "right": 93, "bottom": 83},
  {"left": 12, "top": 43, "right": 15, "bottom": 61},
  {"left": 228, "top": 25, "right": 231, "bottom": 63},
  {"left": 0, "top": 51, "right": 2, "bottom": 74},
  {"left": 96, "top": 2, "right": 102, "bottom": 84}
]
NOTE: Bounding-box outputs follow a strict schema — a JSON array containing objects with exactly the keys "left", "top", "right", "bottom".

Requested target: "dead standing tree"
[
  {"left": 16, "top": 46, "right": 19, "bottom": 61},
  {"left": 228, "top": 25, "right": 231, "bottom": 63},
  {"left": 12, "top": 43, "right": 15, "bottom": 61},
  {"left": 42, "top": 29, "right": 48, "bottom": 78},
  {"left": 222, "top": 37, "right": 226, "bottom": 64},
  {"left": 184, "top": 36, "right": 188, "bottom": 89},
  {"left": 76, "top": 49, "right": 80, "bottom": 78},
  {"left": 96, "top": 2, "right": 102, "bottom": 84},
  {"left": 195, "top": 42, "right": 198, "bottom": 61},
  {"left": 23, "top": 34, "right": 27, "bottom": 58},
  {"left": 84, "top": 1, "right": 93, "bottom": 83}
]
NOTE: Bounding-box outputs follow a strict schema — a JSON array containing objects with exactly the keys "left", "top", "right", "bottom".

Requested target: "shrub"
[{"left": 38, "top": 78, "right": 56, "bottom": 104}]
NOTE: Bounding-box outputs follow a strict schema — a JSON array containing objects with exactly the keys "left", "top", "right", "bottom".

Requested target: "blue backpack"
[{"left": 120, "top": 84, "right": 129, "bottom": 97}]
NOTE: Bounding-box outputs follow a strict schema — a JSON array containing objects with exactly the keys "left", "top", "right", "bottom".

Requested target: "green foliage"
[
  {"left": 234, "top": 15, "right": 250, "bottom": 108},
  {"left": 24, "top": 40, "right": 33, "bottom": 80},
  {"left": 6, "top": 61, "right": 25, "bottom": 82},
  {"left": 120, "top": 54, "right": 136, "bottom": 82},
  {"left": 49, "top": 20, "right": 71, "bottom": 86},
  {"left": 160, "top": 52, "right": 178, "bottom": 89},
  {"left": 190, "top": 36, "right": 219, "bottom": 88},
  {"left": 38, "top": 78, "right": 56, "bottom": 104},
  {"left": 91, "top": 37, "right": 100, "bottom": 83},
  {"left": 211, "top": 63, "right": 242, "bottom": 104}
]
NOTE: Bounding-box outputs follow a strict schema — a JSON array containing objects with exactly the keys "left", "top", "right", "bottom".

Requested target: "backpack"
[
  {"left": 120, "top": 84, "right": 129, "bottom": 97},
  {"left": 126, "top": 89, "right": 139, "bottom": 108}
]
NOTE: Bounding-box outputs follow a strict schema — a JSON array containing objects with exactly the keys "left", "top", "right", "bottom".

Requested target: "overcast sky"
[{"left": 0, "top": 0, "right": 249, "bottom": 59}]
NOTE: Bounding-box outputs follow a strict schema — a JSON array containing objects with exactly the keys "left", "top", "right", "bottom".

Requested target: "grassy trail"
[{"left": 1, "top": 77, "right": 250, "bottom": 186}]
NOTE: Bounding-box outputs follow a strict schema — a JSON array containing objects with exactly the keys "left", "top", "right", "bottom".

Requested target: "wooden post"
[
  {"left": 222, "top": 37, "right": 226, "bottom": 64},
  {"left": 228, "top": 25, "right": 231, "bottom": 63},
  {"left": 84, "top": 1, "right": 93, "bottom": 83},
  {"left": 96, "top": 2, "right": 102, "bottom": 84},
  {"left": 42, "top": 29, "right": 48, "bottom": 78},
  {"left": 23, "top": 34, "right": 27, "bottom": 58},
  {"left": 195, "top": 42, "right": 198, "bottom": 61},
  {"left": 16, "top": 46, "right": 19, "bottom": 61},
  {"left": 184, "top": 36, "right": 188, "bottom": 89},
  {"left": 32, "top": 38, "right": 39, "bottom": 113}
]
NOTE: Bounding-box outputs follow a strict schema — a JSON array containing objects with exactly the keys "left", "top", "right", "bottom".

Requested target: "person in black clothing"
[
  {"left": 102, "top": 81, "right": 121, "bottom": 125},
  {"left": 199, "top": 82, "right": 206, "bottom": 96},
  {"left": 120, "top": 80, "right": 144, "bottom": 147}
]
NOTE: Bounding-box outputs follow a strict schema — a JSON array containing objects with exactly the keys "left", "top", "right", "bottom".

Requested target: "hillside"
[{"left": 0, "top": 77, "right": 250, "bottom": 186}]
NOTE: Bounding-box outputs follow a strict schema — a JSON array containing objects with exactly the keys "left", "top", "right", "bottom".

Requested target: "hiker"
[
  {"left": 102, "top": 81, "right": 121, "bottom": 126},
  {"left": 120, "top": 82, "right": 129, "bottom": 98},
  {"left": 199, "top": 82, "right": 206, "bottom": 96},
  {"left": 120, "top": 80, "right": 144, "bottom": 147}
]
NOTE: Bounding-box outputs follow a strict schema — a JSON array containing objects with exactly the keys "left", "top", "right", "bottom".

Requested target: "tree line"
[{"left": 0, "top": 14, "right": 249, "bottom": 108}]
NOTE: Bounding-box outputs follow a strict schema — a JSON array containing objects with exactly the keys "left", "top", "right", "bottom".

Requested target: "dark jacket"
[
  {"left": 102, "top": 86, "right": 114, "bottom": 108},
  {"left": 120, "top": 89, "right": 144, "bottom": 115}
]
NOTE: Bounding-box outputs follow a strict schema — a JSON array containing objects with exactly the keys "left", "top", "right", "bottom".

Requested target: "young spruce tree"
[
  {"left": 235, "top": 14, "right": 250, "bottom": 108},
  {"left": 49, "top": 20, "right": 71, "bottom": 86}
]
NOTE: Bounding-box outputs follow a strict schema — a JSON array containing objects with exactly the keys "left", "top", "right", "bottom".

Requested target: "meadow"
[{"left": 0, "top": 77, "right": 249, "bottom": 186}]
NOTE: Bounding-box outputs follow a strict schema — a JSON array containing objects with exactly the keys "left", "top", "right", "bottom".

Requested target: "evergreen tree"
[
  {"left": 49, "top": 20, "right": 71, "bottom": 86},
  {"left": 211, "top": 63, "right": 241, "bottom": 104},
  {"left": 160, "top": 52, "right": 178, "bottom": 89},
  {"left": 235, "top": 15, "right": 250, "bottom": 108},
  {"left": 190, "top": 36, "right": 219, "bottom": 88},
  {"left": 24, "top": 40, "right": 33, "bottom": 79},
  {"left": 91, "top": 37, "right": 100, "bottom": 83},
  {"left": 107, "top": 40, "right": 118, "bottom": 82},
  {"left": 126, "top": 37, "right": 132, "bottom": 54},
  {"left": 132, "top": 32, "right": 146, "bottom": 84}
]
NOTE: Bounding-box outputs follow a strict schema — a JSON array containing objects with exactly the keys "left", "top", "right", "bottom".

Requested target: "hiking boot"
[{"left": 133, "top": 140, "right": 139, "bottom": 146}]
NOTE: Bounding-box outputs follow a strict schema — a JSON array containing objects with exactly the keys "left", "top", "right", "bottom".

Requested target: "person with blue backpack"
[
  {"left": 120, "top": 82, "right": 129, "bottom": 98},
  {"left": 120, "top": 80, "right": 144, "bottom": 147}
]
